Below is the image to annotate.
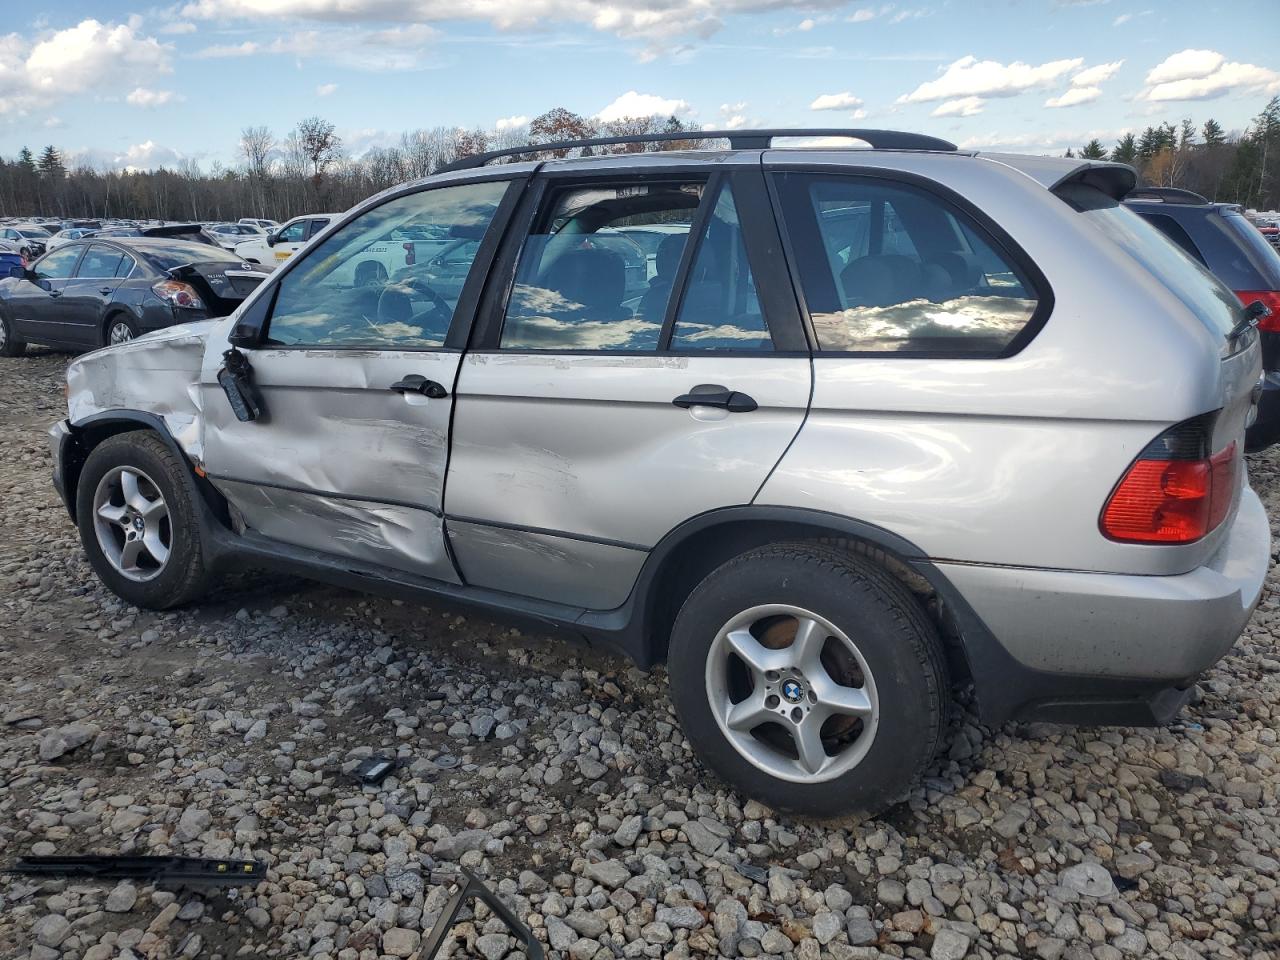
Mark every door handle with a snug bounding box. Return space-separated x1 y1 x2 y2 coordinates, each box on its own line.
99 287 113 295
390 375 448 398
47 290 61 299
672 384 757 413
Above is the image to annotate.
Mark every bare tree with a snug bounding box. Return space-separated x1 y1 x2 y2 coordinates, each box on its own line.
296 116 343 184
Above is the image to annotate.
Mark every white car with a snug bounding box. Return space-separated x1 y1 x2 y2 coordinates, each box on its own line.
46 227 98 251
207 222 265 251
239 217 279 232
233 214 337 266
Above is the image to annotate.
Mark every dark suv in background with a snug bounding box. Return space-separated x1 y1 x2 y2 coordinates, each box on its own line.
1124 187 1280 450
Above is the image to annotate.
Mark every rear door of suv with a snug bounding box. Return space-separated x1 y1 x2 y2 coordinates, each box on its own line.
444 158 812 609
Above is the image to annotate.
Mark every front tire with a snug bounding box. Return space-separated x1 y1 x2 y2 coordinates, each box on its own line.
0 312 27 357
667 542 949 817
75 432 210 609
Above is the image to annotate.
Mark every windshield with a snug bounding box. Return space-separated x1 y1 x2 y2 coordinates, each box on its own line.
1060 183 1240 340
19 228 51 238
140 242 246 272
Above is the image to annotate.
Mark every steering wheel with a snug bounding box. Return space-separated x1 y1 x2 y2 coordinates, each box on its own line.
375 278 453 331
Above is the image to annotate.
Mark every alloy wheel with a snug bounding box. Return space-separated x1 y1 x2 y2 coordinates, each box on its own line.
92 466 171 582
108 321 135 345
705 603 879 783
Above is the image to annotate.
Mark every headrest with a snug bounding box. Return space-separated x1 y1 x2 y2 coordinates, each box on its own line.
544 247 625 313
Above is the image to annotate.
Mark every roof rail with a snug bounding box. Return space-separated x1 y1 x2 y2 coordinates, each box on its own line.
436 128 957 174
1124 186 1210 205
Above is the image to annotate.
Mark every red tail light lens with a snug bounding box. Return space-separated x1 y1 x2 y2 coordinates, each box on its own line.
151 280 205 310
1235 290 1280 332
1101 417 1237 544
403 242 416 266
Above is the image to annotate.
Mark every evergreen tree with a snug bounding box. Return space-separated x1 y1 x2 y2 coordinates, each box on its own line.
1111 133 1138 165
1064 147 1075 158
17 147 36 174
1080 139 1107 160
36 146 64 178
1202 119 1226 147
1178 118 1197 150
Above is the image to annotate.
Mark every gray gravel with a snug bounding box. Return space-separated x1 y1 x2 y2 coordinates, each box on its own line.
1 349 1278 960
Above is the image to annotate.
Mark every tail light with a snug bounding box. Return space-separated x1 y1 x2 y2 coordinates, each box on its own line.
1100 415 1237 544
1235 290 1280 332
151 280 205 310
403 242 416 266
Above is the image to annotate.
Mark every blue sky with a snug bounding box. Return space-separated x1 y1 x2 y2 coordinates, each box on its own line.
2 0 1278 171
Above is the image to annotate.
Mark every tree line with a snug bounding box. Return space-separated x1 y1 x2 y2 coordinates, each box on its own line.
0 99 1277 223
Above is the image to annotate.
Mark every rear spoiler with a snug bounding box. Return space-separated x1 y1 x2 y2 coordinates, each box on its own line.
1049 161 1137 202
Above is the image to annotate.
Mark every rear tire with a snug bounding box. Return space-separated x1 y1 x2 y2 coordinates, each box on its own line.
667 542 949 817
76 432 210 609
0 312 27 357
103 314 139 348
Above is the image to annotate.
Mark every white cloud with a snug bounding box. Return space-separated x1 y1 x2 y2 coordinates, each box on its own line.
1141 49 1280 102
159 20 198 34
1072 60 1122 86
197 24 437 70
0 18 173 120
719 102 749 129
180 0 856 56
495 114 529 131
848 8 877 21
899 55 1084 104
1113 13 1131 25
1046 86 1101 108
957 127 1130 152
596 91 690 121
196 40 258 57
115 140 188 171
316 82 338 96
126 86 180 107
810 91 864 111
1146 49 1223 85
931 96 985 117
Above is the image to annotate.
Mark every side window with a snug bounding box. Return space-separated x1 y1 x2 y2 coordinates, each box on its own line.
671 181 771 350
76 245 125 279
115 254 136 278
307 218 330 239
778 174 1040 355
1135 212 1206 265
276 221 306 243
499 180 702 351
266 179 509 348
34 246 81 281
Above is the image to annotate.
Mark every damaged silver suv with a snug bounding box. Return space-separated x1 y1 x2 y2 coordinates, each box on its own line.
51 129 1270 816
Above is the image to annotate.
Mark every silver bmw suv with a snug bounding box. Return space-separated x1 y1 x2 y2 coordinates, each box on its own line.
49 129 1269 816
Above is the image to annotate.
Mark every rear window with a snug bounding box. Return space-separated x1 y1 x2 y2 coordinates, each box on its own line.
140 242 245 272
1061 184 1240 340
1218 210 1280 289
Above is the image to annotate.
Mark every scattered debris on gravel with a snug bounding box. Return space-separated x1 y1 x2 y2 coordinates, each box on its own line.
2 349 1278 960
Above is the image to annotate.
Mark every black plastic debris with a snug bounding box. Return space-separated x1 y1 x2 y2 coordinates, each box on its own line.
7 855 265 887
353 755 401 785
421 867 544 960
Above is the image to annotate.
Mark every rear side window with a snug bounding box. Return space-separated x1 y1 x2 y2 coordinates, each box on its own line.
76 245 125 279
1133 212 1205 265
776 174 1040 355
1218 210 1280 290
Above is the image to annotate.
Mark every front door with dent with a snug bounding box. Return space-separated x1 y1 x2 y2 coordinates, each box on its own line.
200 177 518 580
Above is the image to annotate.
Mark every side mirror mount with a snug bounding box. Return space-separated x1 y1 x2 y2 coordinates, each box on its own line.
227 320 261 349
265 233 277 248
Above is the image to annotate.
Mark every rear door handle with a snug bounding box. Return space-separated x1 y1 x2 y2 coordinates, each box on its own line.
99 287 113 296
47 290 61 299
390 375 448 398
672 384 757 413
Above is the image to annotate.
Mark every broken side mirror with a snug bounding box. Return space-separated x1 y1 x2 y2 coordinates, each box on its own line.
227 320 261 349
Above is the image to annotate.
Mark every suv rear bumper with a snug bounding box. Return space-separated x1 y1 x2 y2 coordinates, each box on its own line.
937 487 1269 725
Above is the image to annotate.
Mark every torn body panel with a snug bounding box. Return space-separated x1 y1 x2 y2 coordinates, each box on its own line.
65 321 213 462
214 478 459 582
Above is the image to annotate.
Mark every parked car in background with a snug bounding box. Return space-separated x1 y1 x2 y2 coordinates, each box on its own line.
0 251 24 280
208 222 266 250
47 227 99 251
1258 219 1280 249
47 130 1267 816
0 225 52 258
239 217 279 232
232 214 336 266
0 237 267 355
1124 187 1280 450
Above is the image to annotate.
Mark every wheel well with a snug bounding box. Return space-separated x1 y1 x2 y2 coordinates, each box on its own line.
641 519 970 681
101 309 134 340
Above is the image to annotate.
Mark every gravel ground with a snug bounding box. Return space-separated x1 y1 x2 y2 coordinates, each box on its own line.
1 348 1278 960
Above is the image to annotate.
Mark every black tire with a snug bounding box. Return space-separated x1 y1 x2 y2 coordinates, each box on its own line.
0 311 27 357
102 314 139 348
76 431 210 609
667 542 949 818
